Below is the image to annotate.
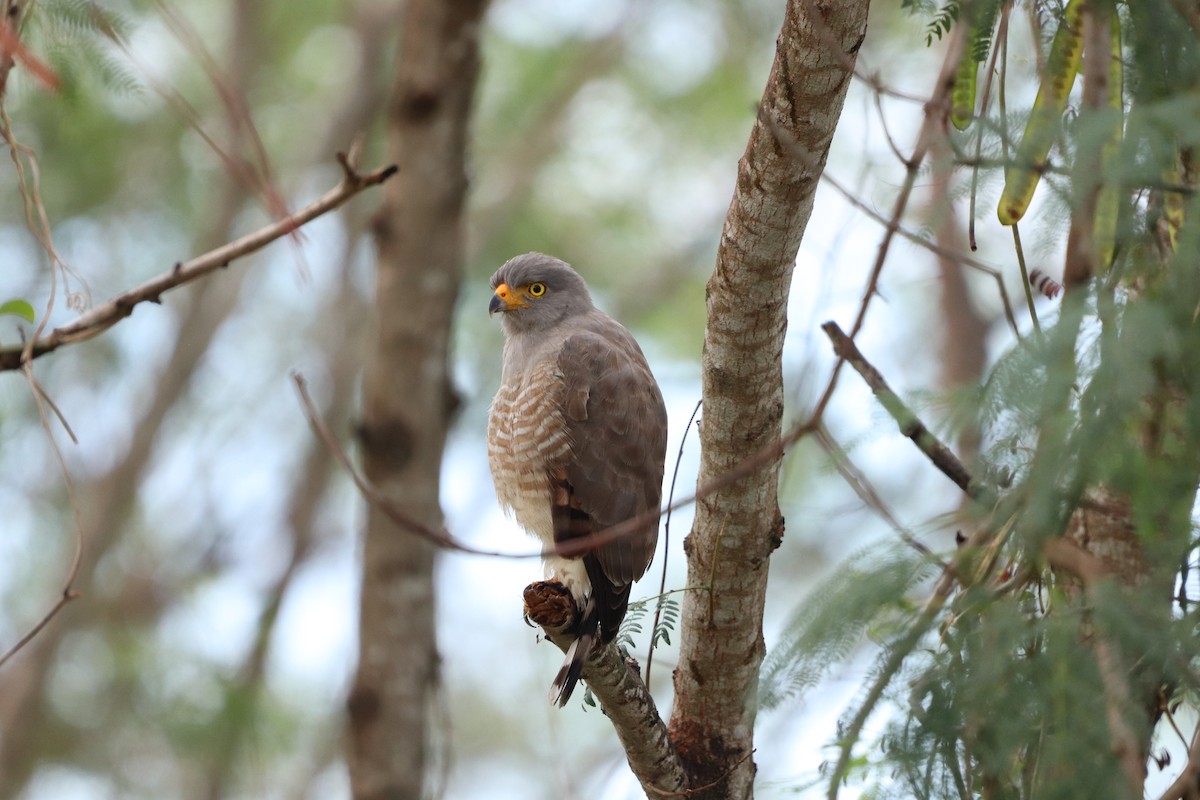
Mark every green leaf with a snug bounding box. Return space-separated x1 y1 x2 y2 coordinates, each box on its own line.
0 299 35 323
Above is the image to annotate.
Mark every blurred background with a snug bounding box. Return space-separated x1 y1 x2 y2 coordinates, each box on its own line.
0 0 1055 797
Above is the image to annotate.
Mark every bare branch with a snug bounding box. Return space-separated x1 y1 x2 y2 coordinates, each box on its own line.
847 21 966 340
293 373 532 559
0 367 87 671
821 321 984 501
810 159 1020 337
0 585 77 671
0 158 397 371
644 398 702 691
813 423 940 561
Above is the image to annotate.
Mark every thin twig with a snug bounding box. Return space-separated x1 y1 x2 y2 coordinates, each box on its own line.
821 321 985 502
0 365 86 670
0 585 77 670
873 89 909 167
814 162 1020 337
848 21 967 341
969 2 1012 251
645 398 702 690
293 373 535 559
0 157 397 371
814 423 940 561
1012 224 1041 331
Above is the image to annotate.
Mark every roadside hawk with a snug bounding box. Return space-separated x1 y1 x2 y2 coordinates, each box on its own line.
486 253 668 707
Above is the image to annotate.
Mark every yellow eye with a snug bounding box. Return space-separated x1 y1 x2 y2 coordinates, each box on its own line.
528 282 546 297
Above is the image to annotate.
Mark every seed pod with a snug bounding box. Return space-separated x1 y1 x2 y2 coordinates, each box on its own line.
951 52 979 131
1093 15 1123 270
998 0 1085 225
952 0 1003 131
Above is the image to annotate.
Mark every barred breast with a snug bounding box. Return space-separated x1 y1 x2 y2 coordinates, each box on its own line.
487 357 573 547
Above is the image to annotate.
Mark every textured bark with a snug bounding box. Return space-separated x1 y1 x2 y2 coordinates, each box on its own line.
348 1 488 798
524 581 689 795
668 1 869 797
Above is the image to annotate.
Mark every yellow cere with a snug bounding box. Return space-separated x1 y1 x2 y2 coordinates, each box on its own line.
494 282 527 309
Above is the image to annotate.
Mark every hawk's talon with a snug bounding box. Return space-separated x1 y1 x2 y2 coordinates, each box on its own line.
523 580 578 636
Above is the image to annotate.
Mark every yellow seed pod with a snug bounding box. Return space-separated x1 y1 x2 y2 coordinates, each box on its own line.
1093 14 1124 269
998 0 1085 225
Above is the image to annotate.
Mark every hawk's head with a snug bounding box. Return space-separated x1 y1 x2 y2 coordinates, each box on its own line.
489 253 595 334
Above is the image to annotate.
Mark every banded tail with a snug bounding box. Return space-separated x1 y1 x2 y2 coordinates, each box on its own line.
549 596 600 707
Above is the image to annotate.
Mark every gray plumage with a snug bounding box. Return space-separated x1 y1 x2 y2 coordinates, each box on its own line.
486 252 668 707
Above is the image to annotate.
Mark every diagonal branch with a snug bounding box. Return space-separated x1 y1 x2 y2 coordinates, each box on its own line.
293 372 533 559
524 582 688 795
0 155 396 371
821 320 986 502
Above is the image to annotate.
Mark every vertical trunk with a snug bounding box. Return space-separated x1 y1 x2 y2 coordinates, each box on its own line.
348 1 488 798
668 1 869 797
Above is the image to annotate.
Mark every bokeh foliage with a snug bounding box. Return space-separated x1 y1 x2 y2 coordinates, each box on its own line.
764 2 1200 798
1 1 792 798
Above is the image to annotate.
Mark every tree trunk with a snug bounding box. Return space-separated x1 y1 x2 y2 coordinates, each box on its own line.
669 1 870 797
348 1 488 797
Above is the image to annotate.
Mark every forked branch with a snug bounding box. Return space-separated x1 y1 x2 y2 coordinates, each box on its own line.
0 155 397 371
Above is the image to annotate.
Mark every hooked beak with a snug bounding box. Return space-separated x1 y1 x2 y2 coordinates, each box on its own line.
489 283 523 316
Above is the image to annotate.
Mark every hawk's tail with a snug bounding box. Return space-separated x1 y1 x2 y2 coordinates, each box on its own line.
549 596 600 707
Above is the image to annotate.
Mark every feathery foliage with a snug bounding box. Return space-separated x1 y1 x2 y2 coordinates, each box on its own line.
763 2 1200 796
619 591 684 652
759 545 937 711
22 0 140 100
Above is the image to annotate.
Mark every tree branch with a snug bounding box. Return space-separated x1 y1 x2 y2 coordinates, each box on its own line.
293 372 541 559
821 320 985 501
524 582 689 796
0 155 397 371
